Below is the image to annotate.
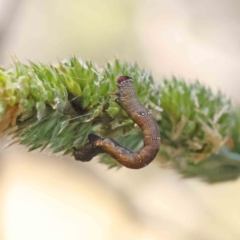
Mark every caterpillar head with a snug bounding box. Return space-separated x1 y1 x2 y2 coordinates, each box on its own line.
115 76 136 104
117 76 132 84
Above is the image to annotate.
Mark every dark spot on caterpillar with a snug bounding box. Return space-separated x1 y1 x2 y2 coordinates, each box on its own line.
88 133 101 142
137 111 146 117
73 76 160 169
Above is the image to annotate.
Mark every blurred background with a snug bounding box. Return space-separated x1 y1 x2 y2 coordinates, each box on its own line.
1 0 240 239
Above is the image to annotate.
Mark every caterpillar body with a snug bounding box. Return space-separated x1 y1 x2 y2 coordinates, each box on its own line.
73 76 160 169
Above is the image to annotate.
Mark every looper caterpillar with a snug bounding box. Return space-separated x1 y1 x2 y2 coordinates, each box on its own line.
73 76 160 169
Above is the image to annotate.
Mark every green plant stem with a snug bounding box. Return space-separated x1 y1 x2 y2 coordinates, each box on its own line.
0 57 239 182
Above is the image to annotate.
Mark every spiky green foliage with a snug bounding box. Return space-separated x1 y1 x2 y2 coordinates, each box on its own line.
0 57 239 182
178 109 240 182
159 78 232 162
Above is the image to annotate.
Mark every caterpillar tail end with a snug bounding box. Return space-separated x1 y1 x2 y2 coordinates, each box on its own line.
73 134 104 162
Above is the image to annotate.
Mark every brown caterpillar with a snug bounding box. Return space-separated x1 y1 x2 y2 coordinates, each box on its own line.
73 76 160 169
